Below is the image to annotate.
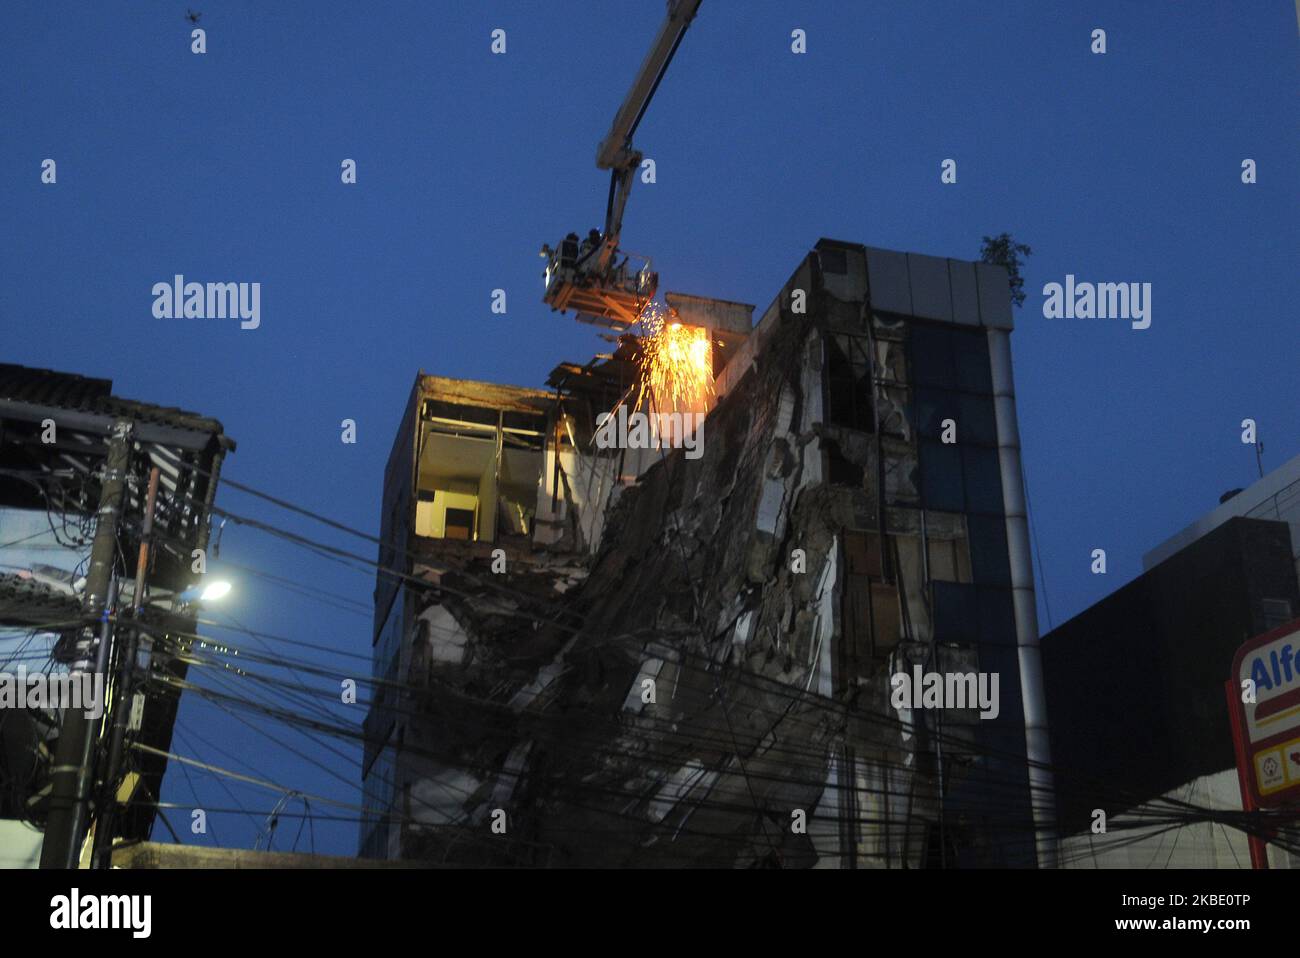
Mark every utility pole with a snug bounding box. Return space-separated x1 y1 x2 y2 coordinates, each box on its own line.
40 418 133 869
90 465 160 869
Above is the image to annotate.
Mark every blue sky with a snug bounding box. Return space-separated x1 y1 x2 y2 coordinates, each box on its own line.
3 1 1297 855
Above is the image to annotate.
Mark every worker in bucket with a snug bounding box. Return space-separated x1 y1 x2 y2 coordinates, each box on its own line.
560 232 579 272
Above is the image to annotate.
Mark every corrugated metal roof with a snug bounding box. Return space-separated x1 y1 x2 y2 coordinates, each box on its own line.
0 364 231 447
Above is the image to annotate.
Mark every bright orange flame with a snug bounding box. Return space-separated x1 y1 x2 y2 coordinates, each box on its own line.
635 305 714 414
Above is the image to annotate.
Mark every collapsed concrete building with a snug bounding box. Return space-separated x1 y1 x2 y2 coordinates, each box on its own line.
361 239 1049 867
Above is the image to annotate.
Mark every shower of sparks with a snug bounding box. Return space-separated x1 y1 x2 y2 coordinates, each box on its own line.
633 303 717 414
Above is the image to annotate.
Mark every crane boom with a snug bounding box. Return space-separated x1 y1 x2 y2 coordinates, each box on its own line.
540 0 703 329
598 0 702 172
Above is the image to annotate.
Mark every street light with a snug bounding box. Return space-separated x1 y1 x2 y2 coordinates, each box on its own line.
177 579 233 604
199 580 232 602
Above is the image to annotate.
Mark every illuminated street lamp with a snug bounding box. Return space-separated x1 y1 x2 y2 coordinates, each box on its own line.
199 580 232 602
177 579 233 604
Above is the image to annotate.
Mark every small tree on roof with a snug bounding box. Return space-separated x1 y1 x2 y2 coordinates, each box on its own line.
980 233 1032 309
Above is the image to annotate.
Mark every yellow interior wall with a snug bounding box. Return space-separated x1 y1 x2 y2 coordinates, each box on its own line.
415 487 480 539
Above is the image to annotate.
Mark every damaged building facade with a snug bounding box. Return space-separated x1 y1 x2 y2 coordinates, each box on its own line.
361 240 1050 867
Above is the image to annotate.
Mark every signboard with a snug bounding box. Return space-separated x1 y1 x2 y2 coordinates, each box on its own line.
1229 616 1300 807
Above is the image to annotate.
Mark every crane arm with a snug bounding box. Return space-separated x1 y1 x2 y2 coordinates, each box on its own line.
593 0 701 273
596 0 703 173
540 0 702 328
